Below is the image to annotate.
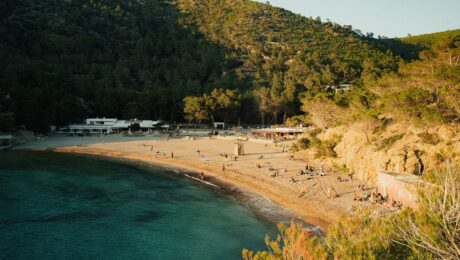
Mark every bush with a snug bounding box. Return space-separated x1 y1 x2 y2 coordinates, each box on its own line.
289 138 311 152
243 163 460 259
285 115 311 127
375 133 404 151
313 134 341 158
417 132 441 145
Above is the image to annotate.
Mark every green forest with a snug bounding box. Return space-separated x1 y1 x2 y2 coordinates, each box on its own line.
0 0 459 132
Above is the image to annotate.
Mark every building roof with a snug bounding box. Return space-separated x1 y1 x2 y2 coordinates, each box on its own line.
112 120 161 128
378 171 422 184
251 127 307 134
0 134 13 139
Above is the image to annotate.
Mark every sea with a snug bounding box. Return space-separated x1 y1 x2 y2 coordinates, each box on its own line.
0 151 276 259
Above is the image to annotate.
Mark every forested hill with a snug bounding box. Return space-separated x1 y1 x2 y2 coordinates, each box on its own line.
401 29 460 49
174 0 397 88
0 0 396 132
0 0 242 131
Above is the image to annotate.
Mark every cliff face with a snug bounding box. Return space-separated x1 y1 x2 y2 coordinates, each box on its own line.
296 122 460 184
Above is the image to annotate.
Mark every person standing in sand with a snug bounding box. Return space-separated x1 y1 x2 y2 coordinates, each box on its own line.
222 164 225 172
200 172 205 180
171 152 174 158
348 170 355 183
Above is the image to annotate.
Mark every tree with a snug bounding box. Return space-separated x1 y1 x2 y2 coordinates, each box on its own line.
203 88 240 126
242 221 327 260
183 96 208 124
129 123 141 133
301 95 346 130
183 88 241 126
392 163 460 259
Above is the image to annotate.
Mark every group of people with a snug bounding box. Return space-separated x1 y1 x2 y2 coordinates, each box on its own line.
353 190 403 209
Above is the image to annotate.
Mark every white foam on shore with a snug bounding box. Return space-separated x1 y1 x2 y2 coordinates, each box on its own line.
175 170 220 189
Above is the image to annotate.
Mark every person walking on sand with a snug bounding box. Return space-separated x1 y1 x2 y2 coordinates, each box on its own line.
171 152 174 158
348 170 355 183
197 150 200 156
200 172 205 180
222 164 225 172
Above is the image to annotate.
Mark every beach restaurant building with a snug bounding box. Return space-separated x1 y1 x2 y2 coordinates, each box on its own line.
250 127 308 141
56 118 161 135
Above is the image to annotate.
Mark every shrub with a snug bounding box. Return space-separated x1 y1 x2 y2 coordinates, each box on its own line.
289 138 310 152
243 163 460 259
242 221 328 260
417 132 441 145
375 133 404 151
285 115 311 127
314 134 342 158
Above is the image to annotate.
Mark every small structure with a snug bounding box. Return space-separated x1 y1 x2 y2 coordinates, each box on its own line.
251 127 307 141
377 171 421 209
0 134 13 150
234 139 245 156
214 122 225 129
324 84 351 93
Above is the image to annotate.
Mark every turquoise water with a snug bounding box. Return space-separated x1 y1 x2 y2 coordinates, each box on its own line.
0 151 275 259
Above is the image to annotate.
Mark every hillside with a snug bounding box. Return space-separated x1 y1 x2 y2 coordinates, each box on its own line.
174 0 396 87
294 29 460 182
376 29 460 60
401 29 460 49
0 0 395 131
0 0 243 131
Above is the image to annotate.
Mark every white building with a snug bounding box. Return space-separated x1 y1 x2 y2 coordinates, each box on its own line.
324 84 351 93
57 118 161 135
0 134 13 150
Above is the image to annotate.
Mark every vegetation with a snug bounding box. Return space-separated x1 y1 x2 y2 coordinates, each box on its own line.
183 88 240 125
313 134 341 158
243 163 460 259
0 0 244 131
1 0 401 132
289 138 310 153
417 132 442 145
375 134 405 151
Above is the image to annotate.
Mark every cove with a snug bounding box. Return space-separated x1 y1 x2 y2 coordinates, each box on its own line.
0 151 276 259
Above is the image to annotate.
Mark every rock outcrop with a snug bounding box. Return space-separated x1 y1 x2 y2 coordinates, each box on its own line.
295 122 460 184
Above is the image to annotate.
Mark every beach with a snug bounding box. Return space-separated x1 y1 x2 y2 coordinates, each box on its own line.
17 135 386 230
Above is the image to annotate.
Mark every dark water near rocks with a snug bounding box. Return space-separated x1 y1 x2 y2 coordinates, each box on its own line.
0 151 275 259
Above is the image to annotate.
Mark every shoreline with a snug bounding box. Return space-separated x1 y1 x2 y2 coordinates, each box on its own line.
15 136 382 232
48 149 321 233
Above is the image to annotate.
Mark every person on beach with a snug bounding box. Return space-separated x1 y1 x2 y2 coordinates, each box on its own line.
222 164 225 172
348 170 355 183
171 152 174 158
197 150 200 156
200 172 205 180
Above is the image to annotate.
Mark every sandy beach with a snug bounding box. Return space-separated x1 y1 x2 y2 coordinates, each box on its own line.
17 135 387 230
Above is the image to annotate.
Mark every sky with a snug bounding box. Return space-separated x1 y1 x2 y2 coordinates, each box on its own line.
254 0 460 38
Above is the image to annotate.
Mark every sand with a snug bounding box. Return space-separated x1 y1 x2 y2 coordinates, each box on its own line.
17 135 386 230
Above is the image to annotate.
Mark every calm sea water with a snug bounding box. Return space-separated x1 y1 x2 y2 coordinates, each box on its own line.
0 151 275 259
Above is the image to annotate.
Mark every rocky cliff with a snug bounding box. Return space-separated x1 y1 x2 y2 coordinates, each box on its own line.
295 121 460 184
